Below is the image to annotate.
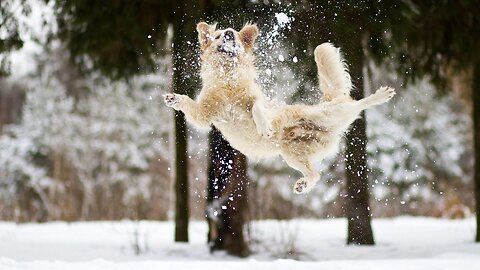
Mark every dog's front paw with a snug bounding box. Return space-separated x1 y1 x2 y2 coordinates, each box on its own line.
374 86 396 103
255 120 274 139
259 124 274 139
293 178 313 194
163 93 182 109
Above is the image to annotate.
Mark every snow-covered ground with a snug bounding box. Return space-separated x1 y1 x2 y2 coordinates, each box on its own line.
0 217 479 269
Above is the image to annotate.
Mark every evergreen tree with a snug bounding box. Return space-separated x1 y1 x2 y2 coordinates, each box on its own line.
0 0 31 75
47 0 260 247
283 0 412 245
48 0 203 242
388 0 480 241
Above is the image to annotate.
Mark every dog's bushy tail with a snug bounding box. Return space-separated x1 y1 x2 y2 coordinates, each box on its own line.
314 43 352 101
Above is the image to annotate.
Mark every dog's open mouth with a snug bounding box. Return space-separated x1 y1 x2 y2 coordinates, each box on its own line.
217 42 244 57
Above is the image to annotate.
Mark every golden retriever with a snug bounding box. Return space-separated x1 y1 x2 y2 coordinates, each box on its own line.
164 22 395 194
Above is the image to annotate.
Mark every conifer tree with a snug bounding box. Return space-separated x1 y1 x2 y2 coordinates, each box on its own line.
285 0 412 245
388 0 480 241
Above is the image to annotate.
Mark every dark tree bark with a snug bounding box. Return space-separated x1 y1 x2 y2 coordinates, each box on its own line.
174 111 189 242
172 2 197 242
344 46 375 245
474 63 480 242
207 127 249 257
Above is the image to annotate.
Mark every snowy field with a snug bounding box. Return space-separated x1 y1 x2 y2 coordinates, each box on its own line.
0 217 479 269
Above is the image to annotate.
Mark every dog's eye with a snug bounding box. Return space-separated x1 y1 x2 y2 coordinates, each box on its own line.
215 34 221 40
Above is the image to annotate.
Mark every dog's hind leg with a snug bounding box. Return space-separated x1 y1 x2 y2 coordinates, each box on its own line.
357 86 395 110
282 154 320 194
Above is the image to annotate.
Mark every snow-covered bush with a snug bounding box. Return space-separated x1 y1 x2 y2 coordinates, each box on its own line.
0 46 172 221
68 82 170 219
367 78 471 216
0 75 74 221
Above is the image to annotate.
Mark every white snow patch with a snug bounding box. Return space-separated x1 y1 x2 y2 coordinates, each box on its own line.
1 258 479 270
275 12 291 27
9 0 55 80
0 217 478 270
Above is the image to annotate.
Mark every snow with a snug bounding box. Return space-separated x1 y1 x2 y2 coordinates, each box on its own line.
275 12 291 27
1 3 477 269
9 0 54 79
0 217 479 269
1 259 478 270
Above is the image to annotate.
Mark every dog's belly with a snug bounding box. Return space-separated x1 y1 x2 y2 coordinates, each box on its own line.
214 118 280 159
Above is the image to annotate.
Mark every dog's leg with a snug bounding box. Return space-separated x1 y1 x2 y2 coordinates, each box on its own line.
164 93 213 128
252 101 273 138
283 155 320 194
357 86 395 110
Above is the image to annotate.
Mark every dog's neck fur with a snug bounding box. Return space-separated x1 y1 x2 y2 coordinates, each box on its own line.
200 53 257 89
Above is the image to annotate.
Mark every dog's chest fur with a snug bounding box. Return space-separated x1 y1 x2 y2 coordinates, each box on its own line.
205 83 279 157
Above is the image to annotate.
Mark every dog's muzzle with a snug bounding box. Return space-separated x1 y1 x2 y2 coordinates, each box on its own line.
217 45 238 57
224 30 234 41
217 30 243 57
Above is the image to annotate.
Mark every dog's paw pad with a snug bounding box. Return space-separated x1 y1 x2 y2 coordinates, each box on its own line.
262 126 274 139
375 86 396 102
293 180 309 194
257 123 274 139
379 86 396 98
163 93 179 107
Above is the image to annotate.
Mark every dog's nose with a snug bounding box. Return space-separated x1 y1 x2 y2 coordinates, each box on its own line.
224 30 234 41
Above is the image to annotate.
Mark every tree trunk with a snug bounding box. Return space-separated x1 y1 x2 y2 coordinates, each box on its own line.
172 3 193 242
344 48 375 245
207 127 249 257
474 63 480 242
173 110 189 242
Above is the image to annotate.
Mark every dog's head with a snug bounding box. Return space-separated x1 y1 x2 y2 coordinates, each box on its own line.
196 22 259 61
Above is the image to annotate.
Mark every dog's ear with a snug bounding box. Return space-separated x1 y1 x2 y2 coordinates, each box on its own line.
197 22 215 50
239 24 259 51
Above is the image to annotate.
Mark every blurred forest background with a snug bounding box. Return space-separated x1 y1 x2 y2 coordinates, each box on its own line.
0 0 478 257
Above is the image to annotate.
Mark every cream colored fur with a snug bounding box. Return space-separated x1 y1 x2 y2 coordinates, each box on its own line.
164 22 395 194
